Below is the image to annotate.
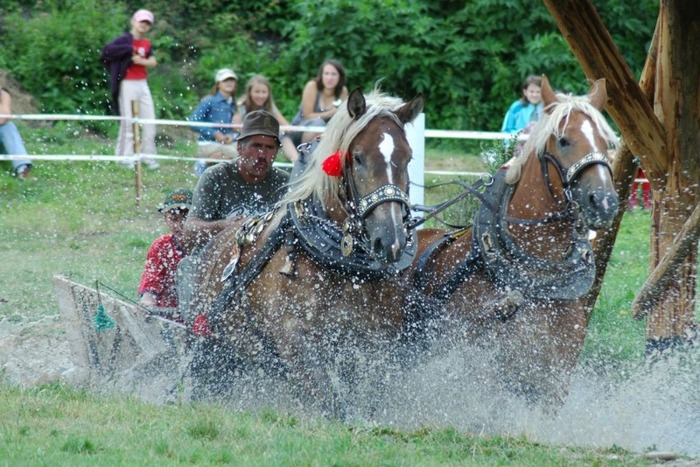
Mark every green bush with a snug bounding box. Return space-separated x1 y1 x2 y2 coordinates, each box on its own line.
0 0 657 134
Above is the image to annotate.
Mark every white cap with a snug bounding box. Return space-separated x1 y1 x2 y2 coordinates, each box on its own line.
133 9 154 24
215 68 238 83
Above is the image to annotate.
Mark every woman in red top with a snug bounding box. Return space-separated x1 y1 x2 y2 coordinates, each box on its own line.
102 9 159 169
138 188 192 312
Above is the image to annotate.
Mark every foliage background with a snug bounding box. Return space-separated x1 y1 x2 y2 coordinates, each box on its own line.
0 0 657 140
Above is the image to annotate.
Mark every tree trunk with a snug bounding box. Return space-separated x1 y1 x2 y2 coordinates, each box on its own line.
543 0 699 348
645 0 700 350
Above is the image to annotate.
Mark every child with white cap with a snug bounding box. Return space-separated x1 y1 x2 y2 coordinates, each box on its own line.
187 68 240 175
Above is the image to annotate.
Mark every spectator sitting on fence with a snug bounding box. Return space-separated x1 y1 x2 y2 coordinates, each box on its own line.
188 68 240 176
501 74 543 135
0 86 34 180
137 188 193 317
236 74 299 162
289 59 349 148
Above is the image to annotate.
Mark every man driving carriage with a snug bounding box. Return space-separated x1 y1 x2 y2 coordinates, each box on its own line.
177 110 290 325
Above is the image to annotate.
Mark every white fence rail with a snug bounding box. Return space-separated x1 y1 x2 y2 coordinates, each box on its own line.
0 112 521 205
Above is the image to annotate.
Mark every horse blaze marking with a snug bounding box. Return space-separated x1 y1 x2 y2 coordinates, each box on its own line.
580 120 599 152
379 132 395 183
580 119 609 181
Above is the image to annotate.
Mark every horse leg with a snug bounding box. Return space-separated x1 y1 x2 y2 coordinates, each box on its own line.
490 300 589 409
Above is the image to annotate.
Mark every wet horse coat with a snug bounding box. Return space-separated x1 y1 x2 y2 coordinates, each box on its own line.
188 89 424 415
413 76 619 406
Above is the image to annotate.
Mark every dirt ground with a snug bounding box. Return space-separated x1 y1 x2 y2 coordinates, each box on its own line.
0 69 39 115
0 317 78 387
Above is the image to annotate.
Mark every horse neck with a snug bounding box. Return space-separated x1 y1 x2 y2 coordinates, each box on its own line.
322 192 349 225
506 152 578 261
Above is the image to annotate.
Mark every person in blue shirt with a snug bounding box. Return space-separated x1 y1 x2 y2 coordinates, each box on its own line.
188 68 239 175
0 86 33 180
501 74 543 134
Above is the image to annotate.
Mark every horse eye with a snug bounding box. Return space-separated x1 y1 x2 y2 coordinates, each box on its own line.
353 153 363 166
558 137 570 148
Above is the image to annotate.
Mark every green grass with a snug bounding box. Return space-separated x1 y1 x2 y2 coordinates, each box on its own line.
0 383 655 465
0 126 686 464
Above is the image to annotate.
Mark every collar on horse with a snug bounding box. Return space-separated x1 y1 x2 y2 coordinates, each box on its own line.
285 145 416 278
415 149 611 306
472 168 596 301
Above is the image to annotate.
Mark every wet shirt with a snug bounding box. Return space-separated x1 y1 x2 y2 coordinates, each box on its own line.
190 162 289 221
138 233 185 308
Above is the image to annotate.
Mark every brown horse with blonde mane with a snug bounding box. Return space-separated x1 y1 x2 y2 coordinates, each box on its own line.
413 76 619 407
188 88 424 416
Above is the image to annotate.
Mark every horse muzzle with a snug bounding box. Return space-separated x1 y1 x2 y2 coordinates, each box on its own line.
579 186 619 229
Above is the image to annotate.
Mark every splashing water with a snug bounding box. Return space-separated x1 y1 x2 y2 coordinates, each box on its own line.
375 342 700 456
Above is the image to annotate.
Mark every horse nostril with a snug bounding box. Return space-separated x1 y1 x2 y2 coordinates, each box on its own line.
372 235 403 263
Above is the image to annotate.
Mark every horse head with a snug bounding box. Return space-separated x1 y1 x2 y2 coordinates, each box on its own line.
284 88 424 268
541 75 619 228
512 75 619 230
342 88 424 264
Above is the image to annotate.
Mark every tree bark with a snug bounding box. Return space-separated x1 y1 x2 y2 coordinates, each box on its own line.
543 0 699 346
584 16 659 312
644 0 700 347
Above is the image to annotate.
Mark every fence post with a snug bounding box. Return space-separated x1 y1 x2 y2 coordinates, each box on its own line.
131 100 143 207
406 112 426 209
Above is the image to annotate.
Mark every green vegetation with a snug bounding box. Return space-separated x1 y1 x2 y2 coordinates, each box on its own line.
0 383 657 465
0 0 657 140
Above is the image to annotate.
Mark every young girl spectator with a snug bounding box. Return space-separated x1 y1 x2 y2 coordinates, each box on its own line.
290 59 349 148
188 68 239 175
101 9 160 169
501 74 543 134
237 74 299 161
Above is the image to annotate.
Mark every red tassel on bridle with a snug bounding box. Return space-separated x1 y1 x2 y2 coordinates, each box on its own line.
322 150 344 177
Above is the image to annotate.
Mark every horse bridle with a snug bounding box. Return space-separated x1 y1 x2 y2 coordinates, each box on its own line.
340 154 414 258
540 150 612 204
502 149 612 227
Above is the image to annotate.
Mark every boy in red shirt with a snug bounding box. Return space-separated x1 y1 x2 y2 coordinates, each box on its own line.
138 188 192 313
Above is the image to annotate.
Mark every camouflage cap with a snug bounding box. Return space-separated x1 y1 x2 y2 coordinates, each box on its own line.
157 188 193 212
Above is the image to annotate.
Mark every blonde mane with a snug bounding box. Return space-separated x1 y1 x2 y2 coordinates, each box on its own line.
505 88 619 184
270 89 407 227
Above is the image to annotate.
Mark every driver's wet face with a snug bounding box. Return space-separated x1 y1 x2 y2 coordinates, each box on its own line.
237 135 279 183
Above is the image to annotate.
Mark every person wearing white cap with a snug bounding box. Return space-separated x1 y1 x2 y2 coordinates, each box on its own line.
187 68 240 176
101 9 159 169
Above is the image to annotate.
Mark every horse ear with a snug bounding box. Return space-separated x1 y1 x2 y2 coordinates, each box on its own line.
347 87 366 120
588 78 607 110
541 74 557 109
396 93 425 125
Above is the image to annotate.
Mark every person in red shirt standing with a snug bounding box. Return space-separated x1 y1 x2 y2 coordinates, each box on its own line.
102 9 159 169
138 188 193 314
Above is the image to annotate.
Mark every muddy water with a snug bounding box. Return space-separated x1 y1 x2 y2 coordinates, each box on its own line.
377 344 700 457
2 319 698 457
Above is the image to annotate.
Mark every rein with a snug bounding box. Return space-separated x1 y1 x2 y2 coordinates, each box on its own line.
410 176 496 229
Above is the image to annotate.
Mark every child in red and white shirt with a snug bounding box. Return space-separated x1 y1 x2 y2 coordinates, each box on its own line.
138 188 192 313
